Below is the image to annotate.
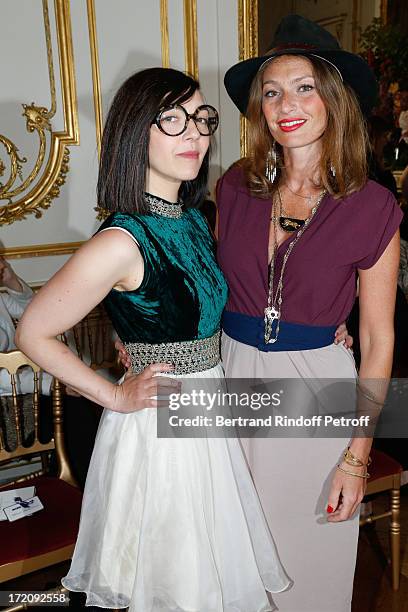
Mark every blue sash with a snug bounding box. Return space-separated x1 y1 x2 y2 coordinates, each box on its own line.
221 310 337 352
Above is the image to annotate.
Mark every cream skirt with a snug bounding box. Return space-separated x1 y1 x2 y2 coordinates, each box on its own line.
222 336 360 612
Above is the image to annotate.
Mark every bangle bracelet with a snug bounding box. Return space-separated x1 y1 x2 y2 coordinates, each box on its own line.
343 447 372 468
356 383 383 406
337 464 370 479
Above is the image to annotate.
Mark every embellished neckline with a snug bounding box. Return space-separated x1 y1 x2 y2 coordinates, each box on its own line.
145 192 183 219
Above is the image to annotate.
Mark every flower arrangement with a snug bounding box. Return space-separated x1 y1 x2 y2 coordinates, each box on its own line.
359 17 408 122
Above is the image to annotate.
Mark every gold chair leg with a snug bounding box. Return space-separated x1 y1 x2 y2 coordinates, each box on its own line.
390 487 401 590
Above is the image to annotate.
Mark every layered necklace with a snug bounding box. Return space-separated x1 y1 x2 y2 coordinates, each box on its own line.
275 183 325 233
145 193 183 218
265 187 326 344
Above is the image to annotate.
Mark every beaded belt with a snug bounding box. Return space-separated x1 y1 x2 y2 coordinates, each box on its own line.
124 331 221 375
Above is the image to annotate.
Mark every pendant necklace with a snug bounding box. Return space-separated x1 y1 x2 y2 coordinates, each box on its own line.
277 183 324 233
264 189 326 344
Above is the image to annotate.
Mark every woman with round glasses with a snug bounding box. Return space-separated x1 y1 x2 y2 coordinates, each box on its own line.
154 103 219 137
16 67 291 611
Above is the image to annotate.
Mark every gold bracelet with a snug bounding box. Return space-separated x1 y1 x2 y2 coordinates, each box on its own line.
343 447 372 468
337 464 370 479
356 382 383 406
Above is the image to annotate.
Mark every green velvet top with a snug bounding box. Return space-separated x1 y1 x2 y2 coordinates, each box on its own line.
97 208 228 344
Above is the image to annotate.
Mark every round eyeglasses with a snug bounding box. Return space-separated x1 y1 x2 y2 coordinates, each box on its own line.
154 104 219 137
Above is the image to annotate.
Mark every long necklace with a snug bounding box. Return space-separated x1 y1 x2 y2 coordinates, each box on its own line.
145 193 183 218
264 189 326 344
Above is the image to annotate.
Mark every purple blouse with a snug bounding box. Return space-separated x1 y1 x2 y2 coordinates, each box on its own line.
217 166 403 326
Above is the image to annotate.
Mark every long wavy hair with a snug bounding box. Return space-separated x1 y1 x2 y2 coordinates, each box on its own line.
97 68 211 214
241 55 369 200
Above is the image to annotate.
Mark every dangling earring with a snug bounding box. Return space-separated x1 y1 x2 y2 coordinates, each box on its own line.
330 163 336 178
265 142 277 183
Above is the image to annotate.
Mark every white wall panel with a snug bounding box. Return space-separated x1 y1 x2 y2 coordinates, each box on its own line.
196 0 240 188
168 0 186 71
1 0 378 283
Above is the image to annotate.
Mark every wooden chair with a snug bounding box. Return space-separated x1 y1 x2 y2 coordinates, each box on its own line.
0 350 82 584
359 448 403 590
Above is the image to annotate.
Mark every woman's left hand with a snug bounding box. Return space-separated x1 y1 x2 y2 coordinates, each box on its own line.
326 462 367 521
334 322 353 349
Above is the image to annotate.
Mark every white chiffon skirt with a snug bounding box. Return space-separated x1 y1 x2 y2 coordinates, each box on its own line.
62 363 291 611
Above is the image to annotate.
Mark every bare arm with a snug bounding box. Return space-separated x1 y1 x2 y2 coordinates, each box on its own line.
350 229 399 450
327 230 400 521
15 230 174 412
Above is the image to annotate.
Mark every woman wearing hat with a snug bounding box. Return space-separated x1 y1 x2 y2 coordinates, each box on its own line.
219 15 402 611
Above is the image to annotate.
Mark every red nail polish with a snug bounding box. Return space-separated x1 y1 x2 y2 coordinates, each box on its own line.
326 505 334 513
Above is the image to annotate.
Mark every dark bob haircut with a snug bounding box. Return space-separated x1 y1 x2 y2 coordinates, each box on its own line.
97 67 210 215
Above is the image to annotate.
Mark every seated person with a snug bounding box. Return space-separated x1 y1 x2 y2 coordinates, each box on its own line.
367 115 398 197
398 188 408 295
0 257 52 395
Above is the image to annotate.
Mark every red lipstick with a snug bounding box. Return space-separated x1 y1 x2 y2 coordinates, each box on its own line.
278 118 306 132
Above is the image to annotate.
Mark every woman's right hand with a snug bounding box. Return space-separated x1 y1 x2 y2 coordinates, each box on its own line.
115 338 132 369
111 363 180 413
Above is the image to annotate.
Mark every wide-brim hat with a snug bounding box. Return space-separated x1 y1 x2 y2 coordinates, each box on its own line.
224 14 378 117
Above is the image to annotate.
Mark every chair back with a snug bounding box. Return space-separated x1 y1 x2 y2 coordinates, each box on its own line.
0 350 75 488
61 303 117 371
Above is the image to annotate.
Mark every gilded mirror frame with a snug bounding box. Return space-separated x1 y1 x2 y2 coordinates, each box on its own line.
0 0 79 226
238 0 258 158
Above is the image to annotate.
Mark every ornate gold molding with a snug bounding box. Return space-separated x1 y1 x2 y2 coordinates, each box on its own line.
44 0 57 119
183 0 198 80
238 0 258 158
0 241 83 260
160 0 170 68
86 0 103 157
86 0 107 221
0 0 79 225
